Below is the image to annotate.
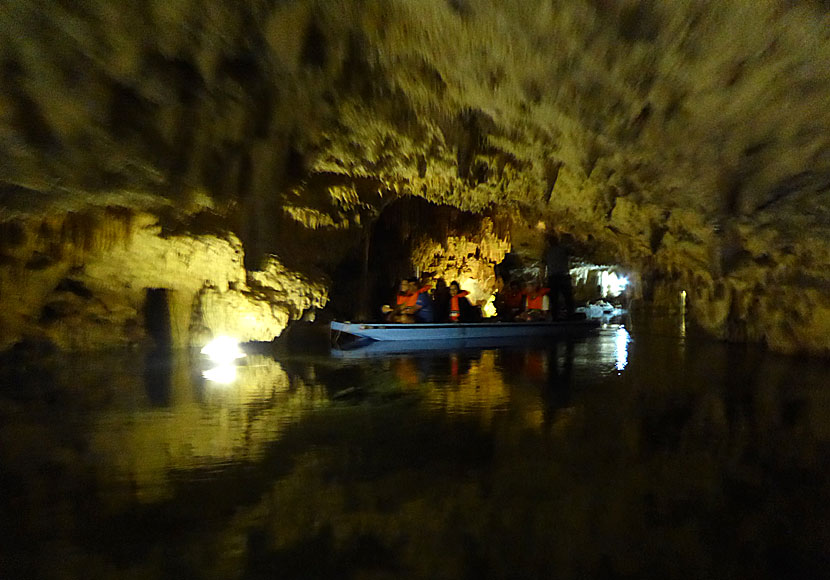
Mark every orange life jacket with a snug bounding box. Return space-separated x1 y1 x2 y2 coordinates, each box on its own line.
396 291 418 308
396 285 430 309
449 290 469 321
525 288 550 310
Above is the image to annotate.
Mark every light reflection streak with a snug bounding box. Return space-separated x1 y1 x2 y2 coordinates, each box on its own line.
202 364 238 385
615 327 630 371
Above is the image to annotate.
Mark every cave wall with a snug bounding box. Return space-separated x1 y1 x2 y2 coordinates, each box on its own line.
0 208 326 350
411 217 511 304
1 1 829 353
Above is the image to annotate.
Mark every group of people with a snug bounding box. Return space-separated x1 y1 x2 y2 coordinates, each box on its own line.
382 278 481 323
494 232 575 321
382 273 574 324
493 277 573 322
382 233 576 324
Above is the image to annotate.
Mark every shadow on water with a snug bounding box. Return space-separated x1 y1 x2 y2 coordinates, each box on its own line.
143 349 173 406
542 339 574 428
1 329 830 579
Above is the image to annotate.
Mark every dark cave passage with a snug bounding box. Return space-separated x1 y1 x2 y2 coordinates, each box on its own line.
143 288 173 349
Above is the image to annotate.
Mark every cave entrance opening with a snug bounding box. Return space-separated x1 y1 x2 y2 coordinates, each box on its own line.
143 288 172 349
329 197 506 322
569 263 630 304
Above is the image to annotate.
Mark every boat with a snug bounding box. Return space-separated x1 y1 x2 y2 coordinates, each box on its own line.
576 302 626 322
330 319 600 343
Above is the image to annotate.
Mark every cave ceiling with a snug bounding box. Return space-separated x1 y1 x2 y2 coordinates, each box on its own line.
1 0 829 353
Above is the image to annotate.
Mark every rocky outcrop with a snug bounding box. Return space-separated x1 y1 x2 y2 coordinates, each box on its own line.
411 217 511 304
0 208 326 350
1 1 829 353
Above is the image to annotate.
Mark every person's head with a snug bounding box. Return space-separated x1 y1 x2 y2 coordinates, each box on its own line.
435 278 447 290
449 281 460 296
526 280 540 293
407 276 419 291
399 279 410 293
547 230 573 246
509 280 521 292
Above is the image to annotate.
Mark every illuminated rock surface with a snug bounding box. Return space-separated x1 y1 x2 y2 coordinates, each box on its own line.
1 1 829 353
0 209 326 349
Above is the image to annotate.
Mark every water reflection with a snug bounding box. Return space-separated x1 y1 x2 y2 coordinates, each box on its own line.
202 363 238 385
615 326 631 371
1 335 829 579
143 347 172 405
542 340 574 430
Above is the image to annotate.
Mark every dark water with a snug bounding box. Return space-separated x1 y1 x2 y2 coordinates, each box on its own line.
1 319 829 579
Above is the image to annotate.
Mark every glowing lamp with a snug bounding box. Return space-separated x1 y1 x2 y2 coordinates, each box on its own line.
201 336 246 365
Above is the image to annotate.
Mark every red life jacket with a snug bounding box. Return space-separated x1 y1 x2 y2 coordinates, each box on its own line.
503 289 524 308
524 351 545 380
525 288 549 310
449 290 469 321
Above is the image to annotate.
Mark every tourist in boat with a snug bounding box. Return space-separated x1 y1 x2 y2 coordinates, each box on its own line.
518 281 550 321
431 277 451 322
381 279 418 322
495 279 525 321
382 277 432 323
545 232 575 320
448 281 479 322
412 277 434 323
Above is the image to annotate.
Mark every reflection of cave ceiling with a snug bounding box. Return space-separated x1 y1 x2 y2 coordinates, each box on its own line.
1 1 829 353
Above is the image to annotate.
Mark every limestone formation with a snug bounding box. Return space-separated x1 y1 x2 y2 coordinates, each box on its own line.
0 208 326 349
411 217 511 304
1 1 828 353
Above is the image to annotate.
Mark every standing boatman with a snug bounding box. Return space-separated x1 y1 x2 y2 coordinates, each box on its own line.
545 232 575 320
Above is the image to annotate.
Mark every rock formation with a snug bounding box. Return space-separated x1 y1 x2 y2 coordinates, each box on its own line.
1 1 828 353
0 208 326 350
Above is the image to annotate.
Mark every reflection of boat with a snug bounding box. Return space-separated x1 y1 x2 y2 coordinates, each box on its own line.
331 336 551 358
330 319 600 343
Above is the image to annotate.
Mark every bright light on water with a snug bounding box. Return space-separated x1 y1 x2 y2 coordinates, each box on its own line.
615 327 631 371
202 364 237 385
200 336 246 365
